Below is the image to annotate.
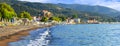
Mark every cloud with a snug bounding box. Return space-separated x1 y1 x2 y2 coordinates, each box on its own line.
98 1 120 10
96 0 120 11
19 0 120 11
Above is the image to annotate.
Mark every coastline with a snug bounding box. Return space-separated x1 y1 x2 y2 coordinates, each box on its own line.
0 24 52 46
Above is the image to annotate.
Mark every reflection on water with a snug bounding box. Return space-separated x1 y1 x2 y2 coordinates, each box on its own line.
9 24 120 46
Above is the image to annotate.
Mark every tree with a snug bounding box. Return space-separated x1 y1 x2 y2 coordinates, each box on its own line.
0 3 17 21
50 16 61 22
72 14 78 18
58 16 66 21
41 17 49 22
19 11 32 20
0 12 2 21
0 12 2 17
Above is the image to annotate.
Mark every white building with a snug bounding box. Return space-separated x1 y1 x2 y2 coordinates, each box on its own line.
74 18 81 24
87 19 98 24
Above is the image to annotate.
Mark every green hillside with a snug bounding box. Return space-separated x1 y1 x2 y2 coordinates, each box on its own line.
0 0 117 22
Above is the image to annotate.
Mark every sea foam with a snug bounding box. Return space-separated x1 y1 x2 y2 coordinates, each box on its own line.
9 28 51 46
27 28 51 46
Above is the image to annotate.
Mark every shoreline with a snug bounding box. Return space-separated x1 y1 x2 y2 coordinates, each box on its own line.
0 24 52 46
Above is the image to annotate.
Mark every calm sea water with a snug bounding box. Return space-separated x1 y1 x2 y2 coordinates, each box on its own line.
9 24 120 46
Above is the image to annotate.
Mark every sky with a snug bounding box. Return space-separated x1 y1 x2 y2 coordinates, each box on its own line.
20 0 120 11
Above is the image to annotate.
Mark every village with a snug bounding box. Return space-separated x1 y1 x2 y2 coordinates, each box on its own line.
0 10 99 27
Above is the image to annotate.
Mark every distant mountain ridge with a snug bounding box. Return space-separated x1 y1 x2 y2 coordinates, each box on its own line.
57 4 120 17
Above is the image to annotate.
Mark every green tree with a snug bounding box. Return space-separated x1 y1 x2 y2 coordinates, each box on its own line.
58 16 66 21
72 14 78 18
19 11 32 20
0 3 17 21
41 17 49 22
0 12 2 17
0 12 2 21
50 16 61 22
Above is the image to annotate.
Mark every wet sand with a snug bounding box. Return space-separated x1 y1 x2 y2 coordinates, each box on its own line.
0 25 51 46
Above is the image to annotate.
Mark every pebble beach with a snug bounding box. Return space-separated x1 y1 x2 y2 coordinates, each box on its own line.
0 24 51 46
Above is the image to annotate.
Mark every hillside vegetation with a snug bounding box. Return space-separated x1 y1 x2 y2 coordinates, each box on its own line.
0 0 118 22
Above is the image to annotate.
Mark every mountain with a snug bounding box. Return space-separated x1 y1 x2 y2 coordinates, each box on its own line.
57 4 120 17
0 0 117 22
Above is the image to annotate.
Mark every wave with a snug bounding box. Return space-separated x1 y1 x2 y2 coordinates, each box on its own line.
27 28 51 46
9 28 51 46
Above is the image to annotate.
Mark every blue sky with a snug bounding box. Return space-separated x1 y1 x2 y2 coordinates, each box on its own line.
20 0 120 11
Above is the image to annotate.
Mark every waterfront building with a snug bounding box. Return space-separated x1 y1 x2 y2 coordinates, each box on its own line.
66 18 75 24
87 19 98 24
33 16 37 22
74 18 81 24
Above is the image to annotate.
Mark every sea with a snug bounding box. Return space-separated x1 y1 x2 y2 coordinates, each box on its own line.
9 24 120 46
